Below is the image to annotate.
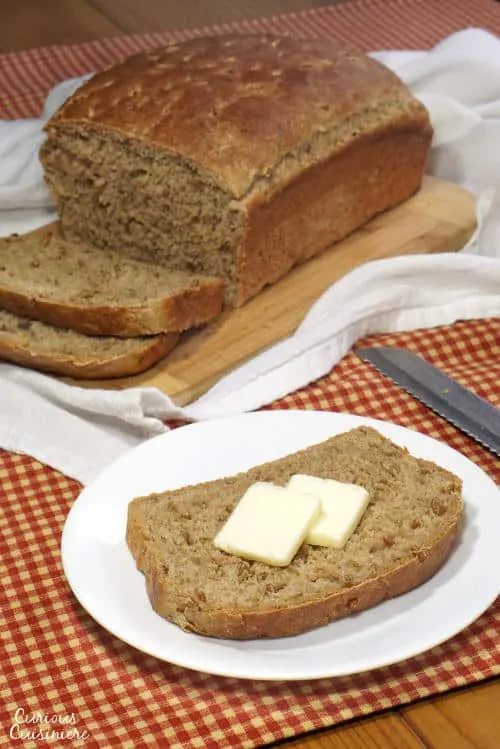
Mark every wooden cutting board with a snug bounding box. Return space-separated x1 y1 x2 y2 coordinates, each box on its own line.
70 176 476 405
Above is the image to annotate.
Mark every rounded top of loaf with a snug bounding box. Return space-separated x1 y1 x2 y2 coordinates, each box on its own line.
45 34 430 198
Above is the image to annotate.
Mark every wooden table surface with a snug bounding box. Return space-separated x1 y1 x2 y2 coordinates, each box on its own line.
3 2 498 748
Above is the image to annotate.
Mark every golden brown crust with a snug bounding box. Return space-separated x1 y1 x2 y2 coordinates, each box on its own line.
147 516 460 639
0 331 178 379
236 122 431 305
0 279 224 337
44 35 430 199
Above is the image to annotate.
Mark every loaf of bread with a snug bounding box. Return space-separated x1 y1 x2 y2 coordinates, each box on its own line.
126 426 463 639
0 308 177 378
41 35 432 307
0 224 224 336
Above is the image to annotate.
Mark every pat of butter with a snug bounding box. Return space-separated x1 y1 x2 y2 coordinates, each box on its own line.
214 482 320 567
287 475 369 548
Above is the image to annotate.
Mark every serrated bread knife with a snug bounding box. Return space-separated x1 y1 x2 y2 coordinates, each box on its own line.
355 347 500 457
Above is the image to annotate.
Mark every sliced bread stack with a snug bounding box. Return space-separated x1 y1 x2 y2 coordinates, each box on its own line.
0 224 225 378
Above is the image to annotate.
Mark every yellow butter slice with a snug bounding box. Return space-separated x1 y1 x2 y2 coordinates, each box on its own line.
214 481 320 566
287 474 369 548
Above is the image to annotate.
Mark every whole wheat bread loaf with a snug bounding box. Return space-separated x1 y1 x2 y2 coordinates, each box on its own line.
41 35 432 306
0 309 177 378
0 225 224 336
126 426 463 639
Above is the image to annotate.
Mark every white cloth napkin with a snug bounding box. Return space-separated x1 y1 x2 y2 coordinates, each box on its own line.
1 28 500 485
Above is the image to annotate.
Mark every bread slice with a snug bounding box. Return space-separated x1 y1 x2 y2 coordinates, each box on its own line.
0 224 224 336
127 426 463 639
0 308 178 379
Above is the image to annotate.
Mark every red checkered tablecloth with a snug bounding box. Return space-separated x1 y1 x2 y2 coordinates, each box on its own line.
1 1 500 748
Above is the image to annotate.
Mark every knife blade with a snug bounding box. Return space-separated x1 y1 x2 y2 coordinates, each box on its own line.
355 346 500 457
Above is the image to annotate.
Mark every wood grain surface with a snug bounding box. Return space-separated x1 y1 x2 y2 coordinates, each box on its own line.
3 3 498 748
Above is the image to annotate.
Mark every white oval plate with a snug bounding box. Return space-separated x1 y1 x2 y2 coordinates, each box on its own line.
61 410 500 681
